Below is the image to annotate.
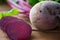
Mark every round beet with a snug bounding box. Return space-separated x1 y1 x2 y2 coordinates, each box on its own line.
30 1 60 31
0 16 32 40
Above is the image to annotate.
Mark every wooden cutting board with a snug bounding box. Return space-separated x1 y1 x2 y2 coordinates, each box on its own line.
0 4 60 40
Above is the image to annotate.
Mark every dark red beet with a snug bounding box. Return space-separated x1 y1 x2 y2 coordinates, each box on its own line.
0 16 19 26
0 16 22 30
0 16 32 40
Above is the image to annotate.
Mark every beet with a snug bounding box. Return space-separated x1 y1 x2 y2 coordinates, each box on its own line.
0 16 20 31
0 16 32 40
30 1 60 31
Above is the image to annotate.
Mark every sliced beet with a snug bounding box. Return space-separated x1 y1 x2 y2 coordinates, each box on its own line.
0 16 21 30
0 16 32 40
0 16 20 25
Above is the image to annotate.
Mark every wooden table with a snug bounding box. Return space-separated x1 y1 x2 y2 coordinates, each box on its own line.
0 4 60 40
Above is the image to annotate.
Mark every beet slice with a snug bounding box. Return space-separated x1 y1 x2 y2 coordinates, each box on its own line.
0 16 32 40
0 16 20 30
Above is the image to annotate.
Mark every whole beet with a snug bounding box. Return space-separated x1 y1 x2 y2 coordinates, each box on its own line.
30 1 60 31
0 16 32 40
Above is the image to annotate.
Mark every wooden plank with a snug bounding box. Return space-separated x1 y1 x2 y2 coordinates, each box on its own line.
0 28 10 40
31 31 60 40
0 4 11 12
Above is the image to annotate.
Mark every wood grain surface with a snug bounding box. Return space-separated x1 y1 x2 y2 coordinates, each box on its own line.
0 4 60 40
